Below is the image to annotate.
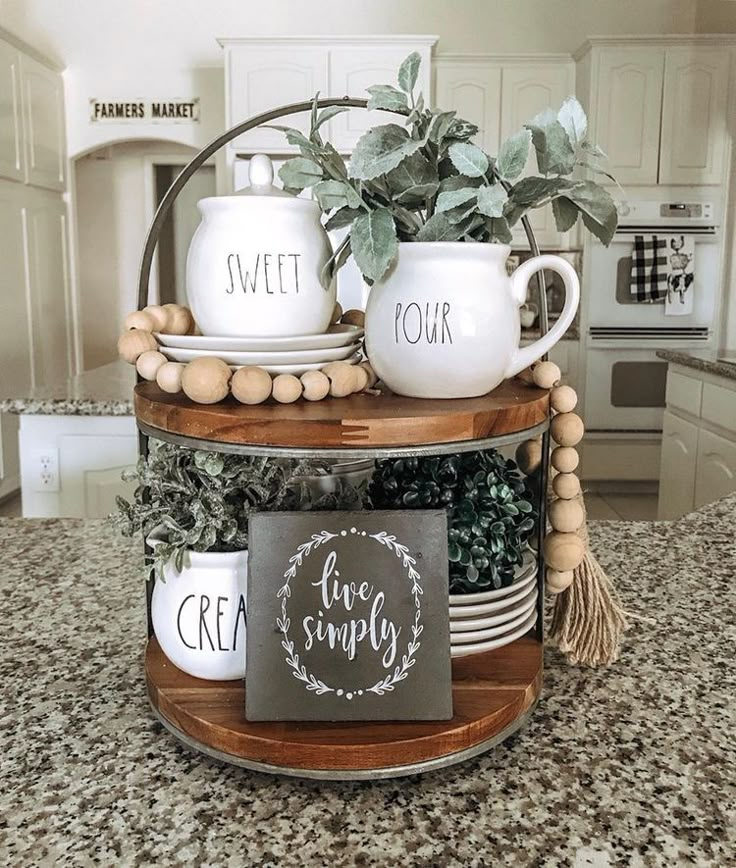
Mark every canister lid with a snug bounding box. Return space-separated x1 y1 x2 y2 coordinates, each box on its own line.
236 154 291 197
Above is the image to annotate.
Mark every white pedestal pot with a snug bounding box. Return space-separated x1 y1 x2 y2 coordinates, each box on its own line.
148 539 248 681
365 243 580 399
186 154 335 338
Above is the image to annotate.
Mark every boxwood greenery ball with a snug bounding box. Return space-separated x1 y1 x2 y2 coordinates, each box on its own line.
368 450 537 594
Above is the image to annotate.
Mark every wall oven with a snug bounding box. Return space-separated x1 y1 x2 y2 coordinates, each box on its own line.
584 193 724 433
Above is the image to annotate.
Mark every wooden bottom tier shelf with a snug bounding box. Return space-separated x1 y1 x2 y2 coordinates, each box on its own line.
145 635 543 780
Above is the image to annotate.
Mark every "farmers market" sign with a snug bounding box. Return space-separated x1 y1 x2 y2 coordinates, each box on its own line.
89 98 200 123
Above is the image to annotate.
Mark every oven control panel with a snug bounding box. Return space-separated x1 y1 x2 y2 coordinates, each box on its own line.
660 202 713 220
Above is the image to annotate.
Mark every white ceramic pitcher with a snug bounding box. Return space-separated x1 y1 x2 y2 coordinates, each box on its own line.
365 243 580 399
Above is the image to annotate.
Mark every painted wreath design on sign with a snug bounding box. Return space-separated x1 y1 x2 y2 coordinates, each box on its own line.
276 528 424 699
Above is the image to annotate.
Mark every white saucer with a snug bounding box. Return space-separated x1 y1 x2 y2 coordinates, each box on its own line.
449 550 537 606
450 587 538 632
224 351 362 377
160 341 361 366
450 610 538 658
450 595 538 643
448 570 537 619
155 324 364 352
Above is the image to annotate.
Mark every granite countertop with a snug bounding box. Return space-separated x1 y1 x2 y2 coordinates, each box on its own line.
1 497 735 866
657 349 736 382
0 361 135 416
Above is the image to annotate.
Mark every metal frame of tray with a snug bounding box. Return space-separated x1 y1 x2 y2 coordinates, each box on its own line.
134 98 552 780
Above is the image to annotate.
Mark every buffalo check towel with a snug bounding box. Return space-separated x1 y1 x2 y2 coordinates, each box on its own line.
630 234 695 315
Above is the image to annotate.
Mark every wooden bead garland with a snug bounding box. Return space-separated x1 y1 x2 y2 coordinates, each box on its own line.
124 310 156 332
272 374 303 404
156 362 185 394
231 366 272 405
551 446 579 473
548 498 584 533
301 370 331 401
117 329 158 364
515 438 542 475
341 309 365 327
532 360 561 390
550 384 577 413
546 569 574 594
552 472 580 500
162 303 194 335
136 350 167 381
181 357 232 404
142 305 169 332
550 412 585 447
543 530 585 572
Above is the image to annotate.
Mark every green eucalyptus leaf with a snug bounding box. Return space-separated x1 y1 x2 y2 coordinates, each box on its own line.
497 129 532 181
278 157 323 190
504 176 575 225
385 152 439 205
567 181 617 245
324 207 363 231
477 184 508 218
581 140 608 159
313 179 362 211
483 217 513 244
350 208 398 282
557 96 588 146
445 118 480 143
448 142 489 178
315 105 349 130
348 123 422 181
266 125 316 153
415 212 464 242
398 51 421 94
525 117 576 176
438 174 484 193
552 196 579 232
366 84 409 113
428 110 457 147
436 187 478 214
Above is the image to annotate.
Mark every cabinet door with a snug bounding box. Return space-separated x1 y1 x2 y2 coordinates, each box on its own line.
434 61 501 154
329 45 432 152
657 410 698 520
20 54 65 190
58 433 138 518
694 428 736 510
500 63 574 246
659 47 730 185
23 189 73 387
594 48 664 185
0 40 24 181
225 46 329 153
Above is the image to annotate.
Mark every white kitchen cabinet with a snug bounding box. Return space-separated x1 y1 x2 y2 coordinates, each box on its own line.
24 187 74 387
434 59 502 154
19 415 137 518
329 44 433 152
20 53 65 190
694 429 736 509
593 47 665 186
658 410 698 520
659 47 730 185
224 45 329 154
500 62 575 247
0 39 24 182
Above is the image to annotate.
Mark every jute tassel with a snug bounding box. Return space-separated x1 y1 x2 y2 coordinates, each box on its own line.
548 492 629 666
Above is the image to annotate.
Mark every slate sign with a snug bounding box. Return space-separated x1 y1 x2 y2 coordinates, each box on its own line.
246 510 453 722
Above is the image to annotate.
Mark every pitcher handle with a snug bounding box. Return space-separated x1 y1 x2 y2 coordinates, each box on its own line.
504 255 580 380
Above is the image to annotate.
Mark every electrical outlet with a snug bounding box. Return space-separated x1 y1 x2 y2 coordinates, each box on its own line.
30 448 60 493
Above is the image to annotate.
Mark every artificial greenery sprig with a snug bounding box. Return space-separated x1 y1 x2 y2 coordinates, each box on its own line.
114 440 363 581
273 52 617 285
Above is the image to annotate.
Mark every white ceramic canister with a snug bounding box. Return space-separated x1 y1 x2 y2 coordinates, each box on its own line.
365 242 579 399
148 536 248 681
186 154 335 338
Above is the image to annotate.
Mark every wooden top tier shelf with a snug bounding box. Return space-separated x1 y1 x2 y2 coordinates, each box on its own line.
134 379 550 457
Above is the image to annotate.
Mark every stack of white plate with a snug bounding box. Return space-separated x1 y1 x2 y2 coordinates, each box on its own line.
155 324 364 376
449 550 539 658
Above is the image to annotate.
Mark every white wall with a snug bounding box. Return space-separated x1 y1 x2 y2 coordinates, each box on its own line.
75 141 197 368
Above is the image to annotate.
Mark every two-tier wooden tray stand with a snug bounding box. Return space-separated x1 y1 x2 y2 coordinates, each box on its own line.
136 98 552 780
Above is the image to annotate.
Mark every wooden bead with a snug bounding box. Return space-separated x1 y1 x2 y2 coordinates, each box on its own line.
181 357 231 404
550 412 584 447
124 310 156 332
162 303 194 336
300 370 330 401
331 302 343 325
272 374 303 404
142 305 169 332
360 361 378 388
550 384 578 414
543 531 585 572
515 439 542 475
551 446 579 473
546 569 574 594
117 329 158 364
352 365 369 393
549 498 584 533
341 308 365 327
136 350 167 381
156 362 185 394
231 367 272 405
552 472 580 500
322 361 358 398
532 360 561 389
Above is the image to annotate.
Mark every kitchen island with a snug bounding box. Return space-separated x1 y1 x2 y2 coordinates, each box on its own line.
1 497 734 866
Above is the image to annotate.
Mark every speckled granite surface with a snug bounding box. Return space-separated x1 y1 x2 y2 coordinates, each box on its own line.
1 498 735 866
0 361 134 415
657 349 736 382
